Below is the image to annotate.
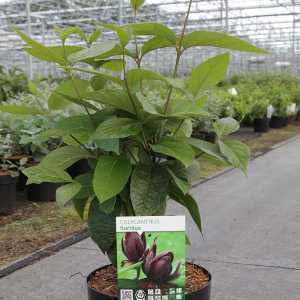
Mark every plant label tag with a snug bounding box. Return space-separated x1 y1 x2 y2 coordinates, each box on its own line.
267 105 274 119
116 216 186 300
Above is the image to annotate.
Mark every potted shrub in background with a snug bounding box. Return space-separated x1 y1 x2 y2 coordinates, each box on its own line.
16 0 266 298
269 89 290 128
250 89 270 133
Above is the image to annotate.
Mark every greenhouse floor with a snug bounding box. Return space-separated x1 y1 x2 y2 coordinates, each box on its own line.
1 137 300 300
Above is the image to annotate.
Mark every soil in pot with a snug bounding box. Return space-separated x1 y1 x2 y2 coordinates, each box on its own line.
253 117 269 133
270 116 287 129
27 182 59 202
0 172 17 215
87 263 211 300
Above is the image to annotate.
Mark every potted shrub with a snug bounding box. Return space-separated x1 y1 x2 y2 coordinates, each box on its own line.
191 90 228 143
250 89 270 133
16 0 265 298
269 90 290 128
0 158 20 215
0 82 74 199
0 149 28 215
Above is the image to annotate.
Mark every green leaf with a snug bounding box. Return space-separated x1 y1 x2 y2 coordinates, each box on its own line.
100 59 124 72
167 168 190 195
88 28 102 45
127 69 183 91
99 197 117 214
56 181 82 207
68 41 116 64
95 139 120 154
16 29 66 65
85 89 135 114
23 165 72 185
170 189 202 234
219 139 250 174
42 146 93 170
54 115 94 137
151 137 194 167
0 104 46 115
213 117 240 138
74 173 94 200
93 154 132 202
91 75 107 90
72 174 93 218
188 138 228 164
130 0 145 10
48 78 90 110
125 23 176 43
130 164 169 215
93 117 141 140
56 26 87 44
88 198 119 253
141 37 175 57
182 31 268 53
166 98 208 118
100 23 131 47
72 197 89 220
187 53 230 96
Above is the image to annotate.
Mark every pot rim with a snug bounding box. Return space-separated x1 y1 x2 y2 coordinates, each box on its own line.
87 262 212 299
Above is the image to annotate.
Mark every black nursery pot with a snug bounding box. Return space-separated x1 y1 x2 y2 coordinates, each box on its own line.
192 130 216 143
0 174 17 215
269 116 287 129
67 159 91 178
27 182 59 202
87 264 211 300
17 172 28 191
253 117 269 133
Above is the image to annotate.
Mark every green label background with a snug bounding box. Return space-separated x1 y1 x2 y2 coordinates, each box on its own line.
117 231 186 292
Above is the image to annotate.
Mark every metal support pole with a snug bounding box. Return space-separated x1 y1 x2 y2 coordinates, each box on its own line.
220 0 223 31
26 0 33 79
292 2 296 73
118 0 124 25
224 0 229 33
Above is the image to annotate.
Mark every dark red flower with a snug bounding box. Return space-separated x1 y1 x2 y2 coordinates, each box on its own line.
122 232 146 263
143 250 181 284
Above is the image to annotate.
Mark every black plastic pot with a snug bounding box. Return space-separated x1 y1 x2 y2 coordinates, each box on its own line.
192 130 216 143
270 116 287 129
87 264 211 300
17 172 28 191
27 182 59 202
253 117 269 133
0 174 17 215
67 159 90 178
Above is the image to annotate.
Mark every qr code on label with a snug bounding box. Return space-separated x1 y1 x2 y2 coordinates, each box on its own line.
120 289 134 300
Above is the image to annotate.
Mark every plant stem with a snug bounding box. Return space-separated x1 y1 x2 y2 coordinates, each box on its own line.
158 0 193 139
70 134 94 155
133 9 144 95
122 51 139 116
163 0 193 114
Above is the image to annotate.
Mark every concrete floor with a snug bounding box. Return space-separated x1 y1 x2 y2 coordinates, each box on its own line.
1 137 300 300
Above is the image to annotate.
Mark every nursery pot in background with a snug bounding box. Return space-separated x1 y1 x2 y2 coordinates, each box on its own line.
0 173 17 215
192 130 216 143
87 263 211 300
253 117 269 133
17 172 28 191
27 182 59 202
269 116 287 129
67 159 91 178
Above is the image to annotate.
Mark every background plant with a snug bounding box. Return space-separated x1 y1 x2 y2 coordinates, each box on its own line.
14 0 266 265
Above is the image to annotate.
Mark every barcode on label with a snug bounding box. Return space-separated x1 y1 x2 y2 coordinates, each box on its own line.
120 289 134 300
